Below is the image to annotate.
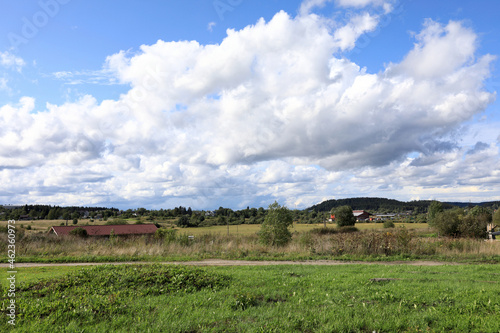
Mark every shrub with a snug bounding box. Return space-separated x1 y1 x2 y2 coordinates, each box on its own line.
154 228 177 243
333 206 356 227
383 221 395 228
338 226 359 233
432 209 462 237
258 201 293 246
459 214 488 238
69 227 88 238
72 218 78 225
177 215 191 228
310 228 339 235
432 207 490 238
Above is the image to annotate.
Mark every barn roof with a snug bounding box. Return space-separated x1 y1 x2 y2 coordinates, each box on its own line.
49 224 158 236
353 210 371 217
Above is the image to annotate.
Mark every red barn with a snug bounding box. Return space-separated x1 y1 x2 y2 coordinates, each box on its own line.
353 210 371 221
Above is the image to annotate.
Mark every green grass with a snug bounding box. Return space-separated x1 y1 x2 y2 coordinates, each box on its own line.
0 266 82 288
1 264 499 332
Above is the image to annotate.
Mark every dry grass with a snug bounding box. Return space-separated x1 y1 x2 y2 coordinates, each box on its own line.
2 225 498 263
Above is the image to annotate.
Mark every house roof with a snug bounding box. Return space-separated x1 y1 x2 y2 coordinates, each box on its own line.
353 210 371 217
49 224 158 236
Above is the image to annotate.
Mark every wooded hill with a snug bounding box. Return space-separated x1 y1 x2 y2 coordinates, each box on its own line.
307 197 500 214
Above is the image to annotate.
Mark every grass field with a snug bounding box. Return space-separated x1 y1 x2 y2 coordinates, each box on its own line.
1 263 499 332
169 222 430 236
0 219 430 235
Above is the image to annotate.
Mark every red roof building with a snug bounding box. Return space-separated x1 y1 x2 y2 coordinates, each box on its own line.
49 224 158 237
353 210 371 221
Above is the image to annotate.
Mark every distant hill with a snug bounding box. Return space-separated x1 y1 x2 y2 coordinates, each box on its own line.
307 197 500 214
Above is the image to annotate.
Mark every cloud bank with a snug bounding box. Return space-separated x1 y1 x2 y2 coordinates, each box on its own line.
0 7 498 209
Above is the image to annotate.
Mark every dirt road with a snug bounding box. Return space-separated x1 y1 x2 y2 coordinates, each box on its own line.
0 259 462 268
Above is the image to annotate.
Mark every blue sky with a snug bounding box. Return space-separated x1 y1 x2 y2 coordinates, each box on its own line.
1 0 500 209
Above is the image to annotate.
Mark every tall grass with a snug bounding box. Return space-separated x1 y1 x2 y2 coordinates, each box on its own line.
1 228 499 263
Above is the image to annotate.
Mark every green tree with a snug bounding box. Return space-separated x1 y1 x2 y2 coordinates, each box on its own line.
333 206 356 227
493 209 500 228
427 201 443 226
432 208 462 237
176 215 190 228
459 214 488 238
258 201 293 246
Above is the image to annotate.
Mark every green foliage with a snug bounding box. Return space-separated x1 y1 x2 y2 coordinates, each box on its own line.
72 218 78 225
154 228 177 243
334 205 356 227
231 293 260 310
0 265 229 329
309 226 359 235
427 201 443 226
383 220 395 228
69 227 88 238
176 215 191 228
459 214 488 239
309 197 440 214
258 201 293 246
493 208 500 226
432 208 462 237
432 207 490 238
469 205 491 217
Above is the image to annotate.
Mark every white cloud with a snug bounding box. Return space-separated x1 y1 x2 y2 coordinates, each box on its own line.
207 21 216 32
333 12 379 51
0 11 498 208
0 51 25 72
0 77 8 92
299 0 334 16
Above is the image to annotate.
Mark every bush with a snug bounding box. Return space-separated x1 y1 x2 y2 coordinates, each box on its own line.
432 208 490 238
69 227 88 238
154 228 177 243
176 215 191 228
383 221 395 228
310 228 339 235
459 214 488 238
433 209 462 237
258 202 293 246
338 226 359 233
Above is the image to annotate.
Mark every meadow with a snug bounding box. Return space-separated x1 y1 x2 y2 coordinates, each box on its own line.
1 263 499 332
1 220 498 263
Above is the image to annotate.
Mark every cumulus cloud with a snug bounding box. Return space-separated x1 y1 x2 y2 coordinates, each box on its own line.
0 10 498 208
0 51 25 72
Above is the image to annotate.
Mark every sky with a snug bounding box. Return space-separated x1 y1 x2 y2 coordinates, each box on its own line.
0 0 499 210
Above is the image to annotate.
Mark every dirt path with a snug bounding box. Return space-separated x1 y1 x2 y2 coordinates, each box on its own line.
0 259 462 268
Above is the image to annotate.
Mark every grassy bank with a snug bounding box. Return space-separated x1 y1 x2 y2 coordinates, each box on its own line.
2 226 499 263
0 226 500 263
1 264 499 332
